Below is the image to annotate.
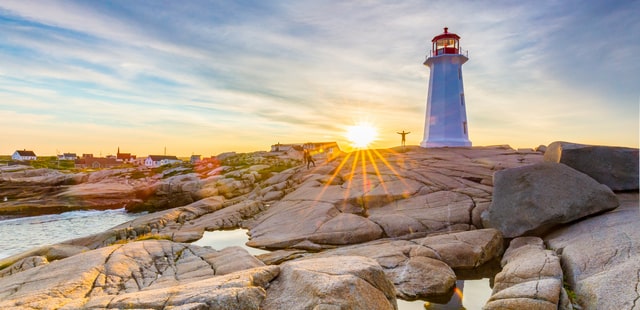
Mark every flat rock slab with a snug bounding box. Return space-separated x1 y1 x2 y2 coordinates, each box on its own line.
484 162 619 238
263 256 397 310
248 147 541 250
0 240 273 309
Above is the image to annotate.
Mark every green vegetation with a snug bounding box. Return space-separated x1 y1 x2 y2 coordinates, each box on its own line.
563 280 579 308
29 157 76 170
130 170 148 179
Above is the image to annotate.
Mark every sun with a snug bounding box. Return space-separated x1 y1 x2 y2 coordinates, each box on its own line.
345 122 378 149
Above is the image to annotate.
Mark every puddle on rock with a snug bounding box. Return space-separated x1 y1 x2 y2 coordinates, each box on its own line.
192 229 499 310
398 279 493 310
398 259 500 310
192 228 269 256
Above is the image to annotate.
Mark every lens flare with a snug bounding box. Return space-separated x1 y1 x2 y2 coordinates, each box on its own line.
345 122 378 149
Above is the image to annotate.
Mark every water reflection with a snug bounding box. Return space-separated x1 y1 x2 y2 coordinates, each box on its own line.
397 279 492 310
192 229 496 310
192 229 269 256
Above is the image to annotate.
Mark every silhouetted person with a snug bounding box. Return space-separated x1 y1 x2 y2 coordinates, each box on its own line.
397 130 410 147
304 150 315 169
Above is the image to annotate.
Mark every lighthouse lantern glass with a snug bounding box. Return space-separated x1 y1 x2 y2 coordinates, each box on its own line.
434 38 459 55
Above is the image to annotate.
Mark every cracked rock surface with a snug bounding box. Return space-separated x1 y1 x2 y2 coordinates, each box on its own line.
484 237 564 310
263 256 397 310
247 146 541 250
290 228 503 299
0 240 275 309
545 193 640 310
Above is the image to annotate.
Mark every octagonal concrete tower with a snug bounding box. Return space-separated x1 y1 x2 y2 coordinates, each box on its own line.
420 27 472 148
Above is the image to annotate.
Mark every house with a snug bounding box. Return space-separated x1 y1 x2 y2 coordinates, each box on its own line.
270 143 303 153
57 153 77 160
75 155 120 169
116 147 136 163
144 155 182 167
12 150 37 161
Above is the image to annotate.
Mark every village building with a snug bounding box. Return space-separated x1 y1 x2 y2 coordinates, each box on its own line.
270 143 303 153
57 153 77 160
116 147 136 163
144 155 182 167
11 150 37 161
270 142 341 160
74 154 120 169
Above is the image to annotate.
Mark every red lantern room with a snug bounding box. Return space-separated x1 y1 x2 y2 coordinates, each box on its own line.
431 27 460 56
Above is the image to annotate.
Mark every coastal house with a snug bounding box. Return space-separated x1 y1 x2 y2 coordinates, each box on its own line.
116 147 136 163
75 154 120 169
144 155 182 167
12 150 37 161
270 143 303 153
57 153 77 160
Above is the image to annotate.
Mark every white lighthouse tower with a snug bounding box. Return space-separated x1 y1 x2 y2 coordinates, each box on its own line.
420 27 472 148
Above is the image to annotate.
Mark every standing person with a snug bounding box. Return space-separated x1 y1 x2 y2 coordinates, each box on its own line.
305 150 315 169
302 149 308 166
397 130 410 147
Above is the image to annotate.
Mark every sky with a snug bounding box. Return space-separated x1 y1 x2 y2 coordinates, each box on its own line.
1 0 638 157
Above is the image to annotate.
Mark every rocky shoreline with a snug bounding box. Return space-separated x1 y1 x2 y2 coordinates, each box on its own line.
0 142 637 309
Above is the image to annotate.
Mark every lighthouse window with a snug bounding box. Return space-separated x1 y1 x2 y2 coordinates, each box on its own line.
463 121 468 134
458 68 462 80
460 93 465 106
435 38 458 55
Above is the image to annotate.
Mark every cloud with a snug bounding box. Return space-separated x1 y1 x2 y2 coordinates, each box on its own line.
0 0 637 156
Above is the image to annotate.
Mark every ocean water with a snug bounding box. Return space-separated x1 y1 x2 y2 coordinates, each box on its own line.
0 208 143 259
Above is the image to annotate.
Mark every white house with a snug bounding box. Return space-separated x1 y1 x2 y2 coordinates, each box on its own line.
12 150 37 161
144 155 182 167
57 153 77 160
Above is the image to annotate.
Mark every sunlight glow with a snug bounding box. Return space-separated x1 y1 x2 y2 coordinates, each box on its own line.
345 122 378 149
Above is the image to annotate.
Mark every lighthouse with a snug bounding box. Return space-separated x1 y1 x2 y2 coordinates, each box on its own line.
420 27 472 148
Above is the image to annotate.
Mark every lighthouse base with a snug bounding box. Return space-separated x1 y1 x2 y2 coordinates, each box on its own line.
420 139 472 148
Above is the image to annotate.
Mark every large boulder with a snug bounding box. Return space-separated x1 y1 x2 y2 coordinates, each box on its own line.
483 162 619 238
262 256 397 310
484 237 567 310
544 141 639 191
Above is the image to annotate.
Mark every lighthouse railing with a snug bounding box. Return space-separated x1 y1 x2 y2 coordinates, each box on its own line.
427 49 469 59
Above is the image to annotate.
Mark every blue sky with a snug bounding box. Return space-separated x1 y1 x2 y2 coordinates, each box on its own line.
1 0 638 156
